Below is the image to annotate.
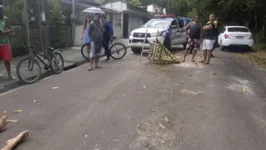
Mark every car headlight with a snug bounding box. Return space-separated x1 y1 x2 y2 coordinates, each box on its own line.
130 32 134 36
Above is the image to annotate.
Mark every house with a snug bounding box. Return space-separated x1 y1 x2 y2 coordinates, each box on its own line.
104 1 152 38
143 4 166 15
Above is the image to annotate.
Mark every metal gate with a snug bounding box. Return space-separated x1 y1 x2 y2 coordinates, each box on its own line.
25 0 49 54
123 13 129 38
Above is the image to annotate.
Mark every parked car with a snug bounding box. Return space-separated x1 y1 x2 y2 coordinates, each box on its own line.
129 15 187 54
180 18 192 27
218 26 254 50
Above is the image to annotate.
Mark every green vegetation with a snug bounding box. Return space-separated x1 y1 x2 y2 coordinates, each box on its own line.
139 0 266 45
4 0 23 25
129 0 142 7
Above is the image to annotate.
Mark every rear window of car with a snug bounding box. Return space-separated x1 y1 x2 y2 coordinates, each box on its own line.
227 27 249 32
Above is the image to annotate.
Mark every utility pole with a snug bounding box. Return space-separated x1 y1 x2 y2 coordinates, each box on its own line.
23 0 31 53
71 0 75 46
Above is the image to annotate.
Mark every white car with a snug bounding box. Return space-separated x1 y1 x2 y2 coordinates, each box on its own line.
218 26 254 50
129 16 187 54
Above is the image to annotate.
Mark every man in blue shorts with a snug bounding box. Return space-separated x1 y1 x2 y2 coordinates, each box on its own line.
89 13 103 71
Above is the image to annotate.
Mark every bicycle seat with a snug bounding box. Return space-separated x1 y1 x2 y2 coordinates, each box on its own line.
47 47 54 51
111 36 117 39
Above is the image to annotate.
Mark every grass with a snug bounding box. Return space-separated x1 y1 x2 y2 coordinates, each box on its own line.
242 43 266 69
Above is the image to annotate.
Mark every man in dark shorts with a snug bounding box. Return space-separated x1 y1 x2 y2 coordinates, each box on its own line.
89 13 103 71
182 15 202 62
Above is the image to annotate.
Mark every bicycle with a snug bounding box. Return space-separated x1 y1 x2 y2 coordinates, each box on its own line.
81 36 127 60
16 44 64 84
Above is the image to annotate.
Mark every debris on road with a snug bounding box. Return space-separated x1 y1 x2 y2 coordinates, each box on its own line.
143 85 146 89
213 73 217 75
33 100 37 103
164 116 170 122
84 135 88 138
243 87 247 93
14 110 23 113
159 123 165 129
7 120 18 123
94 144 100 150
181 89 202 95
51 86 59 90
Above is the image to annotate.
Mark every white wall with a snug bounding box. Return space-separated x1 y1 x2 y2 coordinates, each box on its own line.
104 1 127 12
74 25 83 46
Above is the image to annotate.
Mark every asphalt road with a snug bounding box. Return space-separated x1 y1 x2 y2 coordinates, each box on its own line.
0 49 266 150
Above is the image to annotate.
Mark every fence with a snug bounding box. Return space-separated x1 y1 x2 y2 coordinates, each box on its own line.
49 25 73 49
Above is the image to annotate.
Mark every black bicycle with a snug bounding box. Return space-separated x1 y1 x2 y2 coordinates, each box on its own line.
16 44 64 84
81 36 127 60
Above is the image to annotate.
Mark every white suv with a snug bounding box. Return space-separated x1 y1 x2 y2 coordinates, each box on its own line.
129 17 187 54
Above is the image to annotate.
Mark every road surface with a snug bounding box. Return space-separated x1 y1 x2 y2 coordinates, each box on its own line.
0 50 266 150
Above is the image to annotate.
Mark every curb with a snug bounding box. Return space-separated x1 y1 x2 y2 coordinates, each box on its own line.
0 46 131 94
0 59 88 94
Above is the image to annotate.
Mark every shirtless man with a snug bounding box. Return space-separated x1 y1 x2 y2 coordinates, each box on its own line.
183 15 202 62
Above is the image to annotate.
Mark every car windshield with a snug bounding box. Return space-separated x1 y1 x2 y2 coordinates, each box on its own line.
228 27 249 32
142 19 171 28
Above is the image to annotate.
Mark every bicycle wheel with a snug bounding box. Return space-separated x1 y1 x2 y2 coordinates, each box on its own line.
16 57 41 84
110 43 127 60
50 52 64 74
81 43 90 60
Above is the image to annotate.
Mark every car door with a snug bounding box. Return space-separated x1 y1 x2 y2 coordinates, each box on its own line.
170 19 179 45
175 18 187 44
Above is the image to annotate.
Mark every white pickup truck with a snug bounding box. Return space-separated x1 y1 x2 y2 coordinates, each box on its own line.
129 15 188 54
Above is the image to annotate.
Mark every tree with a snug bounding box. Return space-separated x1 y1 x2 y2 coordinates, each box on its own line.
129 0 142 7
4 0 23 25
48 0 65 25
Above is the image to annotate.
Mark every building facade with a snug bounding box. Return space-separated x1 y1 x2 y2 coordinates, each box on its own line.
104 1 152 38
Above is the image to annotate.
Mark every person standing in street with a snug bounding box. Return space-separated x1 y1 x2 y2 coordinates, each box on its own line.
201 14 217 64
210 19 219 58
0 6 15 79
102 15 113 61
81 15 92 64
88 13 103 71
182 15 202 62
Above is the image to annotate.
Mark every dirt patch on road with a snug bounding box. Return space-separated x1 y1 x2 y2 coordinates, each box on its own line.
240 51 266 69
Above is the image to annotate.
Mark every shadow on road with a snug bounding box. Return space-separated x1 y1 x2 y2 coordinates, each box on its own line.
222 46 254 54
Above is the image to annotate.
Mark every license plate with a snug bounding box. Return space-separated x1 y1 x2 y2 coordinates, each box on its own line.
236 36 243 39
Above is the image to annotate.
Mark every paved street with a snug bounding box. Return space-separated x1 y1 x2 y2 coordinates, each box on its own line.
0 49 266 150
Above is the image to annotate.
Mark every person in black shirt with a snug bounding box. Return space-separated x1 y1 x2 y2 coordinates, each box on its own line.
182 16 202 62
201 14 216 64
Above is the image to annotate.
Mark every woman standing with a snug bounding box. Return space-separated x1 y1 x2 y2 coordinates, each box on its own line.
81 15 92 58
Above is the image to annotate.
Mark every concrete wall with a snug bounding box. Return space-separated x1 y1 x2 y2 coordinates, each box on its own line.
104 1 127 12
74 25 83 46
74 16 123 46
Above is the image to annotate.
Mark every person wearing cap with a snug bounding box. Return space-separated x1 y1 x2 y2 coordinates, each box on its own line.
201 14 217 64
0 6 15 79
